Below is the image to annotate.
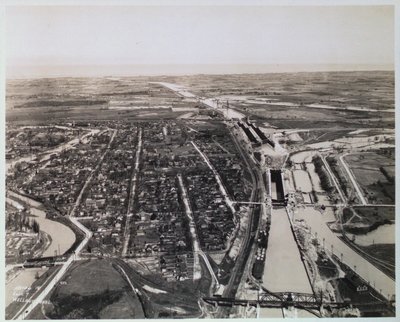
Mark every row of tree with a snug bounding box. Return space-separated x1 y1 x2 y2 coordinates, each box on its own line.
6 211 40 234
312 156 334 193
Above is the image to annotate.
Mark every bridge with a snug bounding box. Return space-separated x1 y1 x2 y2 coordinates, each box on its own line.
232 201 268 205
204 292 319 309
203 292 395 313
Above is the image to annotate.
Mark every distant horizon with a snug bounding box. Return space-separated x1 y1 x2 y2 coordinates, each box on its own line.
6 63 394 80
7 6 394 80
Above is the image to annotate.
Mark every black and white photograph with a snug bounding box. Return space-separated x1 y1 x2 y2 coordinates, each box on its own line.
2 0 397 320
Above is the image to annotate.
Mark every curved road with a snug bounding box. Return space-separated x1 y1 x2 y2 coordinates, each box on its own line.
12 130 115 320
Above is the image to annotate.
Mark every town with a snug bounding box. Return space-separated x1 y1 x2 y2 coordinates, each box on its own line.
5 72 396 320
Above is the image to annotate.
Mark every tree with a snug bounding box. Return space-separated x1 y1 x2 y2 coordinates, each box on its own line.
32 220 40 234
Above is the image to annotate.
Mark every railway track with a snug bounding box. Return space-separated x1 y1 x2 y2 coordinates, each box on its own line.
221 130 262 301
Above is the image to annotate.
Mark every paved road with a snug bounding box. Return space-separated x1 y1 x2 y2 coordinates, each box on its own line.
339 154 368 205
154 81 245 119
122 128 142 257
222 132 260 300
191 141 236 214
12 129 115 320
7 128 100 174
318 153 346 204
177 174 203 281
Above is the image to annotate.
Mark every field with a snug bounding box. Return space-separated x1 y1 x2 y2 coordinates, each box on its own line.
358 244 395 278
46 259 144 319
342 206 395 233
6 71 395 133
344 152 395 204
340 206 395 278
326 156 355 201
175 71 394 131
98 293 145 319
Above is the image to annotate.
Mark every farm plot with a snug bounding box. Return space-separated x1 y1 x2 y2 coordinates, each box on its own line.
344 152 395 204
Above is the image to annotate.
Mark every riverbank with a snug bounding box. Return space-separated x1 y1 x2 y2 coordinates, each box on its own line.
7 190 76 257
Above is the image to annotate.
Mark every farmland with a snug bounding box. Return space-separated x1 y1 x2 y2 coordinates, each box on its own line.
344 151 395 204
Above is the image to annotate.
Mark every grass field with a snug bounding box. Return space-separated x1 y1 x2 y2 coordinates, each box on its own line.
6 106 187 125
342 206 395 236
358 244 395 277
47 259 144 319
344 152 395 204
98 292 145 319
56 259 127 296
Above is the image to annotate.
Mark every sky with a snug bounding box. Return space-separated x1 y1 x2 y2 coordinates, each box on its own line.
5 5 395 77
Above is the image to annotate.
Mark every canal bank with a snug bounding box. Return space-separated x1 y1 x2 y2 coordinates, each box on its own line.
294 207 395 300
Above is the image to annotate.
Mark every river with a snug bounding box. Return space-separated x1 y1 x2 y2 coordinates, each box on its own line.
7 191 76 257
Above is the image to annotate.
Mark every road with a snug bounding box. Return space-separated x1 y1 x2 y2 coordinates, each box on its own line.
177 174 203 281
7 128 100 174
12 129 116 320
68 129 117 219
339 154 368 205
318 153 346 204
154 81 265 315
154 82 245 119
178 172 220 285
151 82 197 98
191 141 236 214
122 128 143 257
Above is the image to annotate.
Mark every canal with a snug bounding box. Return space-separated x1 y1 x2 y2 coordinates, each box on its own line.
263 207 313 294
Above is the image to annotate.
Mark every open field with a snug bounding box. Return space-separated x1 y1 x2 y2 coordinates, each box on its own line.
174 71 394 131
6 106 187 125
7 71 394 131
98 292 145 319
177 71 394 111
293 169 313 193
46 259 144 319
342 206 395 233
344 152 395 204
56 259 127 296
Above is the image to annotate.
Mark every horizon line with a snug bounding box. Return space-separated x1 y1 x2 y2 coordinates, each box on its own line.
6 63 394 80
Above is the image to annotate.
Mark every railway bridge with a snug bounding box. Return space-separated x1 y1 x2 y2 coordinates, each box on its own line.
203 291 395 314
